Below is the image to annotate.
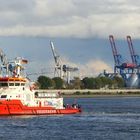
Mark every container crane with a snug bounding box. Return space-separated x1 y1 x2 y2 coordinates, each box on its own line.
109 35 123 73
126 36 140 88
50 41 78 83
126 35 139 67
50 41 63 78
109 35 136 74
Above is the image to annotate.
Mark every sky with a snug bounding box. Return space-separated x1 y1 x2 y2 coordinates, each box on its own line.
0 0 140 80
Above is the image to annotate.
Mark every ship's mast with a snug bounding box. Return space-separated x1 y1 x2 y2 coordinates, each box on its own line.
14 57 28 77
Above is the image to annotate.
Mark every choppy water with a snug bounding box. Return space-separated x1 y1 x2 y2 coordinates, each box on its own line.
0 97 140 140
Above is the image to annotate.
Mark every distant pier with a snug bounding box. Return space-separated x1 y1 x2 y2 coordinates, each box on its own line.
36 89 140 96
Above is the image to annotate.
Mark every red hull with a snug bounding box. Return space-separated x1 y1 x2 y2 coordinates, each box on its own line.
0 100 81 116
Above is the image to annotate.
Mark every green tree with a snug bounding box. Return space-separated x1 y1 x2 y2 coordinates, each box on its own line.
88 76 113 89
94 77 102 89
82 77 95 89
37 76 54 89
70 77 82 89
52 77 64 89
106 78 113 88
113 76 125 88
99 77 113 89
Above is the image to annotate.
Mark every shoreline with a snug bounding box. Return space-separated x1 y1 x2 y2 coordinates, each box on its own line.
36 89 140 98
62 94 140 98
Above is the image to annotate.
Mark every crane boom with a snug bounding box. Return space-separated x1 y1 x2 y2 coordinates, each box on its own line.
127 36 139 66
50 41 79 83
109 35 122 66
50 41 60 67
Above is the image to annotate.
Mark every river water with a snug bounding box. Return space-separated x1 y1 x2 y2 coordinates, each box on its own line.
0 97 140 140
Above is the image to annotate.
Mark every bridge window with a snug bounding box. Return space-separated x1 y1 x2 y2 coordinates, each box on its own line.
9 83 14 86
15 83 20 86
0 83 8 87
35 92 38 98
1 95 7 98
21 83 25 86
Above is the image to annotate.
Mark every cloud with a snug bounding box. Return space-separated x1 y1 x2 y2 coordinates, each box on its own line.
27 57 112 79
26 60 54 81
79 60 113 78
54 58 113 78
0 0 140 38
40 57 113 79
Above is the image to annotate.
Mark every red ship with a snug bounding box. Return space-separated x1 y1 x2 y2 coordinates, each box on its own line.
0 57 81 115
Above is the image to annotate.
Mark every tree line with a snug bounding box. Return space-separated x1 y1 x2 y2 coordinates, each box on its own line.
36 75 125 89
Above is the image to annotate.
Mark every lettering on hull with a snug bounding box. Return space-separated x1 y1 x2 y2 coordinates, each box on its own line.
36 110 57 114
